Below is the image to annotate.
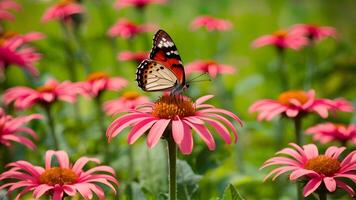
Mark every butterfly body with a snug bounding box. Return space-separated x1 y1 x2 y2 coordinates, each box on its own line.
136 30 188 95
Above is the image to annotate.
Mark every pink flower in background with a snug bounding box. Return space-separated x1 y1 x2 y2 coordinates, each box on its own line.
4 79 81 110
252 30 308 50
115 0 167 9
261 143 356 197
185 60 236 78
0 150 118 200
0 108 42 150
306 123 356 145
42 0 83 23
249 90 354 121
103 91 150 116
190 15 232 32
108 18 156 39
79 72 128 98
290 24 337 42
0 0 21 21
117 50 149 64
107 94 242 155
0 32 42 78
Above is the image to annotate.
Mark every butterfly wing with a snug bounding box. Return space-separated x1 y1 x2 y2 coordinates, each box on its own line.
149 29 186 85
136 59 178 92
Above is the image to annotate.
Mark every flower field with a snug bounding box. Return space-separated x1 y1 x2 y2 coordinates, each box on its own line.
0 0 355 199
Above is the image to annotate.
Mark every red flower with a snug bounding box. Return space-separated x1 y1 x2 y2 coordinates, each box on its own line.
185 60 236 78
42 0 83 23
117 50 149 64
252 30 308 50
249 90 353 121
115 0 167 9
290 24 337 42
0 108 42 150
261 143 356 197
4 79 82 110
107 95 242 155
0 31 43 78
107 18 156 39
0 150 118 200
306 123 356 145
190 15 232 32
103 91 150 116
0 0 21 21
78 72 128 98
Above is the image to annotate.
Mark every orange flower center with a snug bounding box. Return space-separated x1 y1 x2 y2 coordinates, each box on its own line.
273 30 288 37
123 91 141 100
39 167 77 186
58 0 76 6
36 85 56 93
86 72 109 81
333 123 346 129
304 155 341 176
152 95 195 119
277 90 309 106
0 31 18 45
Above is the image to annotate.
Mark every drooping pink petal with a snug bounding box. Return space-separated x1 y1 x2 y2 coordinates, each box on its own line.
147 119 170 148
303 178 322 197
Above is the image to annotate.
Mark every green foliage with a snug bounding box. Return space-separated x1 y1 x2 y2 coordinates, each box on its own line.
221 184 245 200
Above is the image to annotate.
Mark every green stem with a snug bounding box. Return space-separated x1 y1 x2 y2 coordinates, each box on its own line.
276 48 288 91
293 117 303 146
94 95 109 161
167 134 177 200
305 41 316 90
318 191 327 200
297 182 304 200
44 105 59 150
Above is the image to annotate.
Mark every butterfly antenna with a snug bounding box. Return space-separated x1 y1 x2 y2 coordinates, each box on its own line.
188 72 211 84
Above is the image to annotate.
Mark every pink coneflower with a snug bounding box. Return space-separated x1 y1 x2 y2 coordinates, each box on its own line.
103 91 150 116
115 0 167 10
190 15 232 32
0 150 118 200
0 108 42 150
185 60 236 78
106 94 242 155
306 123 356 145
252 30 308 50
0 31 42 78
0 0 21 21
41 0 83 23
79 71 128 98
261 143 356 197
107 18 156 39
3 79 81 110
117 50 149 64
290 24 337 42
249 90 353 121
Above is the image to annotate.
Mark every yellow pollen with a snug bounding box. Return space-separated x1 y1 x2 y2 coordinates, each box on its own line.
36 85 56 93
39 167 77 186
277 90 309 106
123 91 141 100
273 30 288 37
86 72 109 81
58 0 76 6
305 155 341 176
152 95 195 119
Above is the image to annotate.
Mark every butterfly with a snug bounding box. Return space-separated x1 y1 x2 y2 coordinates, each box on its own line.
136 29 188 95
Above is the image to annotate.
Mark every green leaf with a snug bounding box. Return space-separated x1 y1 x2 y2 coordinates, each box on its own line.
221 184 245 200
177 160 202 200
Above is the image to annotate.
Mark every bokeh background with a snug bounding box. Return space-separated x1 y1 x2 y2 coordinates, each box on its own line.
1 0 356 199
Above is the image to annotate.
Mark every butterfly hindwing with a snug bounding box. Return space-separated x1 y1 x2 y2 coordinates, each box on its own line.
136 59 178 92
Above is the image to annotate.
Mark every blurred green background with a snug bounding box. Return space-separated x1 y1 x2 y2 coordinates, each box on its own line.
1 0 356 199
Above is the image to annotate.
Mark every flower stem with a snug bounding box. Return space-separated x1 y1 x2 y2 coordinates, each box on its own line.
293 117 303 146
305 41 316 89
44 105 59 150
276 48 288 91
167 134 177 200
94 95 109 162
318 191 327 200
